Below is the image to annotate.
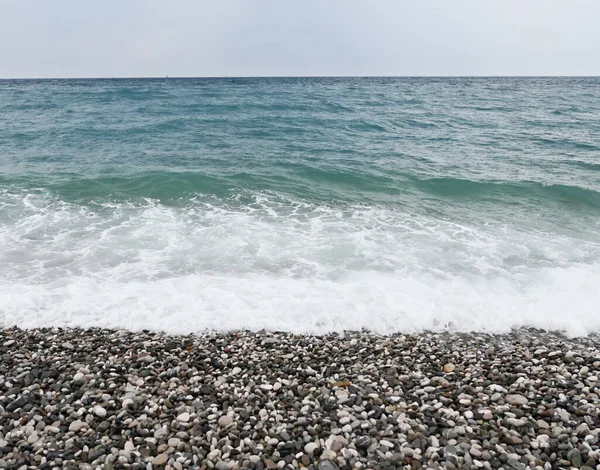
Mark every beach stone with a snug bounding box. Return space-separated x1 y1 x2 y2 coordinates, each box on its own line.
305 442 319 456
379 439 394 449
69 420 85 432
177 412 190 422
356 435 372 449
567 449 582 468
320 449 337 461
318 462 340 470
218 415 233 427
443 363 456 373
155 426 169 439
505 394 528 406
2 325 600 470
469 447 481 458
122 398 134 409
507 417 527 427
153 453 168 466
6 396 27 412
73 371 85 381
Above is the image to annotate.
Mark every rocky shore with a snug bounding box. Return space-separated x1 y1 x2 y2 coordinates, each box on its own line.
1 328 599 470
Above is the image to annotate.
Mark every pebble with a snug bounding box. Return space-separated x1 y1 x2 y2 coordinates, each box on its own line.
68 420 84 432
218 415 233 427
318 462 340 470
305 442 319 456
505 394 528 405
0 327 598 470
168 437 181 447
154 426 169 439
153 453 168 466
320 449 337 461
443 363 456 373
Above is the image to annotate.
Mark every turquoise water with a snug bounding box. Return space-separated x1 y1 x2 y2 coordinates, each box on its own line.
1 77 599 334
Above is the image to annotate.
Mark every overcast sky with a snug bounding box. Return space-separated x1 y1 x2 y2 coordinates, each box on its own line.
1 0 598 78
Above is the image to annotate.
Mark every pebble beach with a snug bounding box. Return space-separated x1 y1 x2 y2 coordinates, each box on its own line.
1 328 599 470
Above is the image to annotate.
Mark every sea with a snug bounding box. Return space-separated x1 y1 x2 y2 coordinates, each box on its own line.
1 77 599 336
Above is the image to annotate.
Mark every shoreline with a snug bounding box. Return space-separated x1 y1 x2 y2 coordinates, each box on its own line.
1 327 599 469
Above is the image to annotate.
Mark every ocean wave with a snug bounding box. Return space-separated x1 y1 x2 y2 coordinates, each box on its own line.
2 171 600 213
2 77 600 336
1 186 600 336
417 178 600 209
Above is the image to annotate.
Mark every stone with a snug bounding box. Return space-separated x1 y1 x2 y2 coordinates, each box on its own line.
379 439 394 448
356 435 372 449
3 321 600 470
507 417 527 427
443 363 456 373
153 453 168 466
567 449 582 468
177 412 190 422
505 394 528 406
318 462 340 470
469 447 481 458
6 396 27 412
69 420 85 432
73 372 85 381
122 398 134 409
305 442 319 456
218 415 233 427
320 449 337 461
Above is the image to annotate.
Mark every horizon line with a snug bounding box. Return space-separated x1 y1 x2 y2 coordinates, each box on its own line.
1 74 599 80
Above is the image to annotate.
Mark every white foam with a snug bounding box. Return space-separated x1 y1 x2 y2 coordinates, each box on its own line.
1 190 600 336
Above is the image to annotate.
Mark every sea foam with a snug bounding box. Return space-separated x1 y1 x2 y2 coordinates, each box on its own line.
1 189 599 337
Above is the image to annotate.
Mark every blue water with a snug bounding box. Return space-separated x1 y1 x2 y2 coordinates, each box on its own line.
1 77 599 335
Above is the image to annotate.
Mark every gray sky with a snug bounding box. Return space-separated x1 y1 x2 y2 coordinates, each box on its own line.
1 0 599 78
